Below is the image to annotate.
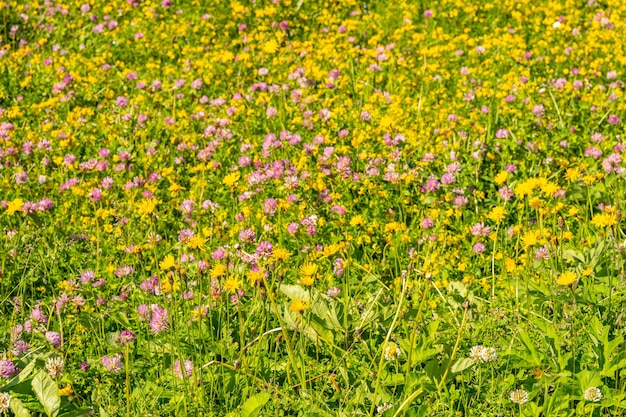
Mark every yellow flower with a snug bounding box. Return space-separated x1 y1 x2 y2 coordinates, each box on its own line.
271 247 291 262
136 198 158 216
300 263 318 277
160 254 176 271
263 38 279 54
590 212 617 228
521 230 540 249
350 215 365 226
210 263 227 278
6 198 23 215
290 298 308 313
186 235 206 249
494 171 508 185
58 385 73 396
223 276 242 293
247 269 265 284
505 258 517 273
556 271 577 286
487 206 506 223
223 172 241 187
300 275 315 287
565 167 581 182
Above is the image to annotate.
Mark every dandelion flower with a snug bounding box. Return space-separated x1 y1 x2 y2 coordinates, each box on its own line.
487 206 506 223
160 254 176 271
6 198 23 215
223 172 240 187
556 271 577 286
290 298 308 313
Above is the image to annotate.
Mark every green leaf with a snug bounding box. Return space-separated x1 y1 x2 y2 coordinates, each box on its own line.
4 359 37 391
240 392 271 417
10 397 31 417
57 408 93 417
31 370 61 417
450 358 474 374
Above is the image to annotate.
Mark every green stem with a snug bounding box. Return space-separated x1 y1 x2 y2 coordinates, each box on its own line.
369 274 408 417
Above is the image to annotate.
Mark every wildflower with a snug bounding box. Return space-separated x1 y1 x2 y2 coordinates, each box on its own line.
160 254 176 270
290 298 308 313
487 206 506 223
46 331 62 348
6 198 23 215
556 271 577 286
521 230 540 249
136 198 158 216
149 305 169 333
591 212 617 228
376 403 393 414
101 355 123 373
223 276 242 294
58 385 73 396
384 343 401 361
118 330 136 345
583 387 602 402
173 360 193 380
0 392 10 413
223 172 240 187
509 389 530 404
473 243 486 254
0 360 16 379
46 356 64 378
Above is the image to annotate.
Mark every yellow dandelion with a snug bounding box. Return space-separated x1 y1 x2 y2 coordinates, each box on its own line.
136 198 158 216
223 171 241 187
223 276 242 294
350 215 365 227
263 38 279 54
160 254 176 271
487 206 506 223
300 275 315 287
494 171 508 185
556 271 577 286
186 235 206 249
591 212 617 228
58 385 73 396
521 230 540 249
247 269 265 284
6 198 23 215
300 263 318 277
565 167 581 182
210 263 227 278
271 247 291 262
290 298 308 313
505 258 517 273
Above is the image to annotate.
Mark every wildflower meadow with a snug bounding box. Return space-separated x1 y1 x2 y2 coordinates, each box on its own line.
1 0 626 415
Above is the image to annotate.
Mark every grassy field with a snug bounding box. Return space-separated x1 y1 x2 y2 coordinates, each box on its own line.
1 0 626 415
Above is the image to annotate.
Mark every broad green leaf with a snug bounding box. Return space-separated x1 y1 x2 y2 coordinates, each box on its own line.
4 359 37 391
240 392 271 417
31 370 61 417
450 358 474 374
10 397 31 417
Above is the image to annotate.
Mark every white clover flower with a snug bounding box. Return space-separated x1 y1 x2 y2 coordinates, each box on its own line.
481 347 498 363
0 392 10 413
510 389 530 404
583 387 602 402
469 345 485 363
